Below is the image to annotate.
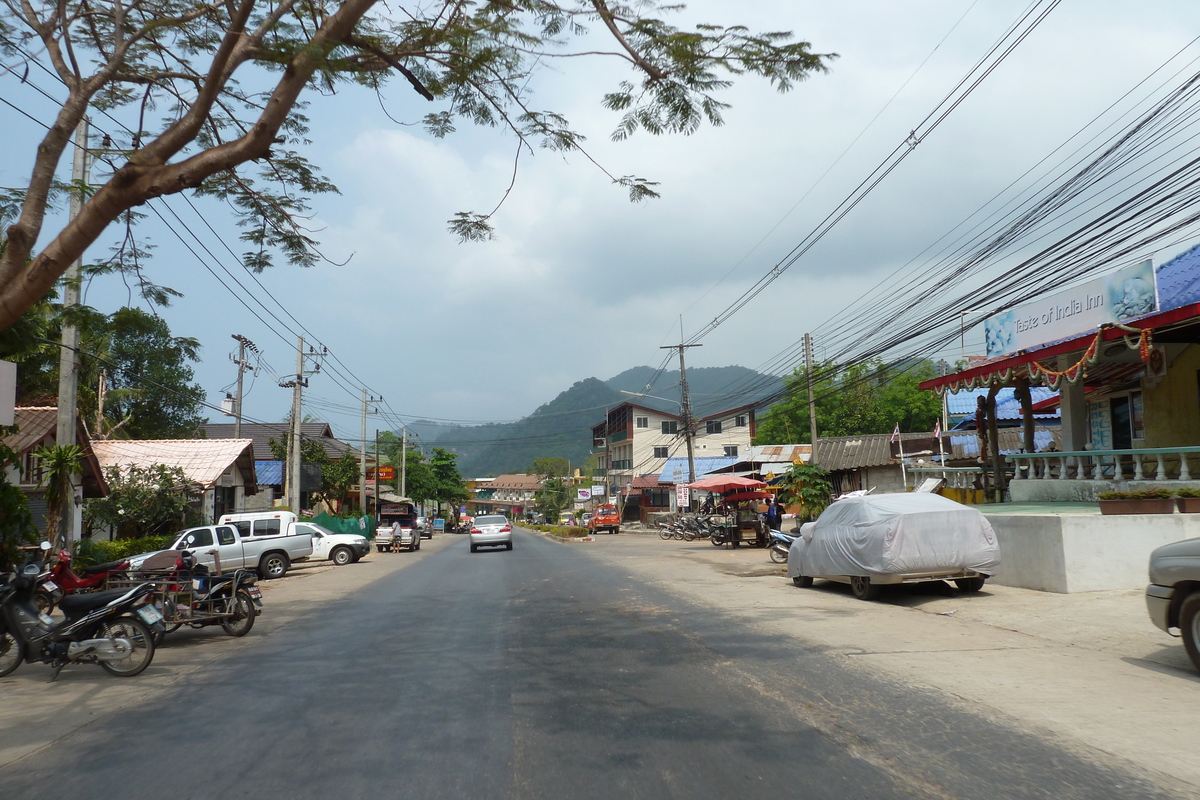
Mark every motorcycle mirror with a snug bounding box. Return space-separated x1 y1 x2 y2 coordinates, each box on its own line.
39 541 52 551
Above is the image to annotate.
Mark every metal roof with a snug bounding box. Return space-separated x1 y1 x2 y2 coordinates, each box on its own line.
945 387 1059 416
200 422 354 461
92 439 257 491
1156 242 1200 312
812 432 927 472
255 460 283 485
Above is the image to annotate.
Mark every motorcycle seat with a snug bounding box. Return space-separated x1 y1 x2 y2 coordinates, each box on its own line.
82 560 126 576
58 587 136 614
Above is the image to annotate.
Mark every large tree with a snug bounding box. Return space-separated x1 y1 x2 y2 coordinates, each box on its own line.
0 1 833 329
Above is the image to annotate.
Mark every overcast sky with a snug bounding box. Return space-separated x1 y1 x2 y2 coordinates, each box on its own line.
4 0 1200 447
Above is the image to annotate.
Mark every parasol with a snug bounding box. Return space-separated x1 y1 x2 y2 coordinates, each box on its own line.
722 489 774 504
685 475 767 492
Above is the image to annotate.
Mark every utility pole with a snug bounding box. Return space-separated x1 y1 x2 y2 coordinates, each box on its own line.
359 390 379 512
54 117 91 547
661 343 702 486
401 427 407 497
373 430 380 520
804 333 819 451
279 338 324 511
230 335 259 440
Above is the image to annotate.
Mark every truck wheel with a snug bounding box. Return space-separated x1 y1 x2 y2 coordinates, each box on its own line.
331 547 352 566
376 545 384 553
1181 592 1200 671
259 552 290 580
415 538 421 551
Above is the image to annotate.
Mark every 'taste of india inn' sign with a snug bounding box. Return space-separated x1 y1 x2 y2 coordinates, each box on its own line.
983 260 1157 357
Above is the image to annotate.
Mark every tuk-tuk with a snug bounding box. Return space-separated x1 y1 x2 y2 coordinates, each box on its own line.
558 512 577 526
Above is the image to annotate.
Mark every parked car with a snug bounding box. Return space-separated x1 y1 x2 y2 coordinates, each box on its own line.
1146 536 1200 671
390 524 421 552
787 493 1000 601
128 517 315 579
470 515 513 553
416 516 433 539
587 504 621 534
220 512 370 566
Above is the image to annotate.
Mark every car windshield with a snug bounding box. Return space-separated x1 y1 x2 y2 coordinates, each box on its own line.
477 515 507 526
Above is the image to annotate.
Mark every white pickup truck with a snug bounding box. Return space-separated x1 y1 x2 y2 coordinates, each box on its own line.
220 512 371 568
128 515 314 579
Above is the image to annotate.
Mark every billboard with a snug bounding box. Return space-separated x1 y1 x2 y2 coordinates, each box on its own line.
367 466 395 481
984 260 1156 357
576 488 592 501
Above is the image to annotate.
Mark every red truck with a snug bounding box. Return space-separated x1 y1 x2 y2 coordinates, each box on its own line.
587 504 621 535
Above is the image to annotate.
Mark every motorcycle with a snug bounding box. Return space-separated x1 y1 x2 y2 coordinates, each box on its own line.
129 550 262 644
1 543 164 680
768 530 797 564
37 548 130 614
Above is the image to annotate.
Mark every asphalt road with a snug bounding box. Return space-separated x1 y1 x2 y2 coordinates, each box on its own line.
0 529 1182 799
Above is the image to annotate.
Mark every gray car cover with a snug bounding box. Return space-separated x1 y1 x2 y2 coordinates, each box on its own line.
788 493 1001 579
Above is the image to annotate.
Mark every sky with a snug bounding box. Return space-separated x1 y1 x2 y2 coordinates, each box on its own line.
4 0 1200 449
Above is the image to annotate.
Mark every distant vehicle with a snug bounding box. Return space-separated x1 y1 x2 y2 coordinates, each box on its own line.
587 504 621 535
376 500 417 552
558 512 576 526
788 493 1000 601
1146 536 1200 671
470 515 513 553
221 513 369 567
127 515 315 580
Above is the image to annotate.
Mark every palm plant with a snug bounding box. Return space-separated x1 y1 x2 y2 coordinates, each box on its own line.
34 444 85 551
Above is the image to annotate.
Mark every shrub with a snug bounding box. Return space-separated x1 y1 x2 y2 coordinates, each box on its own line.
1174 487 1200 498
1097 488 1173 500
75 535 175 567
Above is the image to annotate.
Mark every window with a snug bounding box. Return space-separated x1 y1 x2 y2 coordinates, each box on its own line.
653 446 670 459
724 445 738 458
254 519 281 537
706 420 723 435
661 421 678 435
181 529 214 548
635 416 649 429
735 415 747 427
217 527 236 545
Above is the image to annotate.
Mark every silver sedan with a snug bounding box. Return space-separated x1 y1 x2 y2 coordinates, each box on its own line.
469 515 513 553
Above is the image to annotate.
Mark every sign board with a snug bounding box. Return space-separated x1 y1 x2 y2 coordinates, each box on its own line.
433 518 445 532
591 484 606 497
576 488 591 501
984 260 1156 356
379 503 409 515
368 466 395 481
676 485 690 508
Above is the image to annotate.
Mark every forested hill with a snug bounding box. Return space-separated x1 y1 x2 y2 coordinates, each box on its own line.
414 366 783 478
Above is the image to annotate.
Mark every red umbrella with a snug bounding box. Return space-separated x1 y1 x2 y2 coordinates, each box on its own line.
685 475 767 492
722 489 774 504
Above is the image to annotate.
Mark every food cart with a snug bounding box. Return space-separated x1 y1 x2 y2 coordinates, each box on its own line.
685 476 772 548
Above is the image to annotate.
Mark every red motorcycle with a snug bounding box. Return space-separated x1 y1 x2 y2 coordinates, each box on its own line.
38 550 131 614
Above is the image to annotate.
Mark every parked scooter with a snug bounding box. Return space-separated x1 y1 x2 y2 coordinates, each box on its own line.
1 543 164 680
37 549 130 614
768 530 797 564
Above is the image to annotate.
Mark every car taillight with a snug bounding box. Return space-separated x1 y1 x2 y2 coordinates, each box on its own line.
500 525 511 533
470 527 480 535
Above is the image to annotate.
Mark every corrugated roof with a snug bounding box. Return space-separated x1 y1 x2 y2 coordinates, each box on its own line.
92 439 256 490
945 387 1059 416
748 444 811 462
200 422 353 461
657 456 735 483
631 474 666 489
488 473 543 490
255 460 283 485
812 432 929 472
1156 242 1200 312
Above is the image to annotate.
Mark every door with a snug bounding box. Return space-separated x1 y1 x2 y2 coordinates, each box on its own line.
214 525 243 571
1110 395 1132 451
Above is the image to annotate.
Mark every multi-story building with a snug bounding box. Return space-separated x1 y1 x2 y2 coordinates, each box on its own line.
591 401 756 497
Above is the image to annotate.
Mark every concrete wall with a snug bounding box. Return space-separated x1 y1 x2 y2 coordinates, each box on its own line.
1011 479 1200 503
987 512 1200 592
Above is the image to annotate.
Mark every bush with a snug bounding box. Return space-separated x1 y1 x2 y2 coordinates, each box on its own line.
1097 488 1173 500
528 524 589 538
75 535 175 567
1174 487 1200 498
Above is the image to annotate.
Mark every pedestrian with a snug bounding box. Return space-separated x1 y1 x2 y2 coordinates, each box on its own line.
765 497 783 531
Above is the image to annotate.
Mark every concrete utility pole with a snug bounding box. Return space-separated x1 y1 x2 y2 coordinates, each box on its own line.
278 338 323 511
804 333 819 450
54 117 91 547
230 335 258 439
661 343 702 485
359 390 378 512
401 427 407 497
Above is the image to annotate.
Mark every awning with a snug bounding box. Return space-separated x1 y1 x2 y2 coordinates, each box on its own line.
686 475 767 492
918 302 1200 394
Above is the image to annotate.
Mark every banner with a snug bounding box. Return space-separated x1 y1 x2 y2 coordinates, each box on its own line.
676 485 690 508
367 466 395 481
984 260 1156 356
591 484 606 496
576 488 592 501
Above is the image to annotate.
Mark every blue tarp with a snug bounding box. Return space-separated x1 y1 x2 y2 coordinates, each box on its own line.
658 456 737 483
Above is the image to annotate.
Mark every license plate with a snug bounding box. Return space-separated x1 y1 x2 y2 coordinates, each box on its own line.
137 605 164 625
248 587 262 599
42 580 58 592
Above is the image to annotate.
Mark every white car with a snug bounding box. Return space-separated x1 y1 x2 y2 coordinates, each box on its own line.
469 515 513 553
788 493 1000 600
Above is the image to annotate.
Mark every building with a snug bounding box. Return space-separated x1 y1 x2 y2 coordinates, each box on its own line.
469 474 542 518
592 401 756 498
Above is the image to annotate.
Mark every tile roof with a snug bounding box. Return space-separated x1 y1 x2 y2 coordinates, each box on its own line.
92 439 256 490
3 407 108 497
200 422 354 461
488 473 544 490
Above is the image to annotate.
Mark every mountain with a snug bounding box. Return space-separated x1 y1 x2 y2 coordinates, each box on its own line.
413 366 784 478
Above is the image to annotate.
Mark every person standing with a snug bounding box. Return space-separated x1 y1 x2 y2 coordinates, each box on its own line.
765 497 784 531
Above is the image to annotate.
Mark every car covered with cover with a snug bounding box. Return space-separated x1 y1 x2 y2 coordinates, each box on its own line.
787 493 1001 601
